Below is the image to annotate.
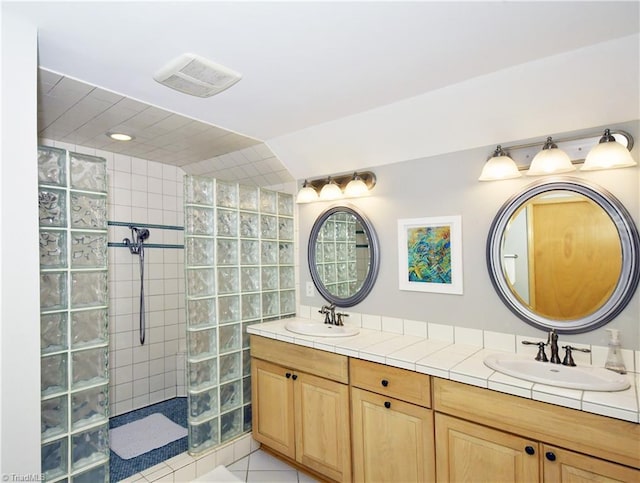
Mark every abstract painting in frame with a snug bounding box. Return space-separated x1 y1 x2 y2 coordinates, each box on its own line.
397 215 463 294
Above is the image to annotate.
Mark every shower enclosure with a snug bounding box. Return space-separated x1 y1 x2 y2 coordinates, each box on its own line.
183 176 296 455
39 146 110 481
38 147 297 480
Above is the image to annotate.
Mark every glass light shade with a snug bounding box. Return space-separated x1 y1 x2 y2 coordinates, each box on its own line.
344 176 369 197
526 138 575 176
581 138 637 171
319 180 342 200
295 184 318 203
478 147 521 181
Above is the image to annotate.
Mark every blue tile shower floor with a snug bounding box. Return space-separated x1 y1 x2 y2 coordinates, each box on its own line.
109 397 188 482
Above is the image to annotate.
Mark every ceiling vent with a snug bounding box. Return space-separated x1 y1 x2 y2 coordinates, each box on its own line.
153 53 242 98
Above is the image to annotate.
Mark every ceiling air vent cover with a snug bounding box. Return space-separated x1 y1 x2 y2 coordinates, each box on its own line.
153 53 242 98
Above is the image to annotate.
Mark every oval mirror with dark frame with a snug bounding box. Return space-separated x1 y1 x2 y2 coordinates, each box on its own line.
308 205 380 307
486 177 640 334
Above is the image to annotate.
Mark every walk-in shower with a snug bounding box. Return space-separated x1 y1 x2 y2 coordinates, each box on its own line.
123 226 150 345
38 144 295 481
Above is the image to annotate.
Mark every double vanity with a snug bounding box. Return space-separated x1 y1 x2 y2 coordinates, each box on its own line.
249 319 639 482
258 174 640 481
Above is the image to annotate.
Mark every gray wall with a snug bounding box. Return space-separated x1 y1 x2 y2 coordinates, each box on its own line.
298 120 640 349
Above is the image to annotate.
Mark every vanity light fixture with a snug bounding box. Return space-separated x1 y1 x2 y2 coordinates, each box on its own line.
295 180 319 204
107 132 134 142
478 145 522 181
479 128 636 181
344 172 370 197
526 137 576 176
319 177 343 201
581 129 637 171
295 171 377 203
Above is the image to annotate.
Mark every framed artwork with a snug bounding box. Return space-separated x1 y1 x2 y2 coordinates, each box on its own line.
397 215 463 294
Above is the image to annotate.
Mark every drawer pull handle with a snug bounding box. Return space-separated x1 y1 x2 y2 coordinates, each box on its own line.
285 372 292 379
545 452 556 462
292 374 298 380
381 379 389 387
525 446 535 456
384 401 391 409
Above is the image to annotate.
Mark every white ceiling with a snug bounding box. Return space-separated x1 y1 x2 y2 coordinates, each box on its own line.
37 69 295 186
5 1 640 183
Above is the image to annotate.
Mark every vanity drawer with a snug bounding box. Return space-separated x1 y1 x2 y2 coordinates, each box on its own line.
250 335 349 384
350 358 431 407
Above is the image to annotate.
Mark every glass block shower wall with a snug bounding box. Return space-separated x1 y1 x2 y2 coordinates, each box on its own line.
184 177 295 455
39 146 110 482
316 212 358 298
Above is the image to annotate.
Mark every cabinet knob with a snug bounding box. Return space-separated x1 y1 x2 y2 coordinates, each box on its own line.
525 446 535 455
381 379 389 387
285 372 292 379
292 374 298 380
384 401 391 409
545 451 556 461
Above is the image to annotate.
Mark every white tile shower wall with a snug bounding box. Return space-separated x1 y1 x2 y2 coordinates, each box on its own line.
108 156 186 416
40 139 187 417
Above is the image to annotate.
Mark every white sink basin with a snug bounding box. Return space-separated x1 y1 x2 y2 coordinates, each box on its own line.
285 319 359 338
484 353 630 391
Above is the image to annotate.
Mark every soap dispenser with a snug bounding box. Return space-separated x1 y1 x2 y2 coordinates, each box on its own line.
604 329 626 374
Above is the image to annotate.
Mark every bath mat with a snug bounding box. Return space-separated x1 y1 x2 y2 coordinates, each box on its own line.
109 413 187 460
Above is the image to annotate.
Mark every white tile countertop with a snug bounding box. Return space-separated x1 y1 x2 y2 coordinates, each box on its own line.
248 318 640 424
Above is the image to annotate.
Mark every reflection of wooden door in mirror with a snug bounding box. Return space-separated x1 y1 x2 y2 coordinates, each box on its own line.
529 197 621 320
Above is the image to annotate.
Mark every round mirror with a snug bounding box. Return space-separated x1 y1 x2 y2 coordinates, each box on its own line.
308 205 380 307
486 178 640 333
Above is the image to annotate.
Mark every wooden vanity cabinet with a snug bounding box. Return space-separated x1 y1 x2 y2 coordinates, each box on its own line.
350 359 436 482
433 378 640 482
250 336 351 482
251 358 295 458
436 414 639 483
436 412 540 482
251 335 640 483
541 445 640 482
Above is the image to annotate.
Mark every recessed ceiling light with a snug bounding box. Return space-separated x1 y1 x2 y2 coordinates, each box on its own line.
108 132 134 141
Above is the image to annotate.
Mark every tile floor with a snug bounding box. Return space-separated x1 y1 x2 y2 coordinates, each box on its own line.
197 449 318 482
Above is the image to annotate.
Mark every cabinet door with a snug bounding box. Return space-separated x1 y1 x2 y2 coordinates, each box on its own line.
435 413 539 483
542 445 640 482
294 371 351 482
352 387 435 483
251 358 295 459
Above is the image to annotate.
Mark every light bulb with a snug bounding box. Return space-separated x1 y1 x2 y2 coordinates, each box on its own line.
527 137 575 176
344 174 369 197
108 132 134 141
581 129 637 171
296 184 318 203
319 179 342 200
478 146 521 181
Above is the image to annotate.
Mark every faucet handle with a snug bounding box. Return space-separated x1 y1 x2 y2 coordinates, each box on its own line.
335 312 349 326
319 306 331 324
561 345 590 367
522 340 548 362
561 345 576 366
